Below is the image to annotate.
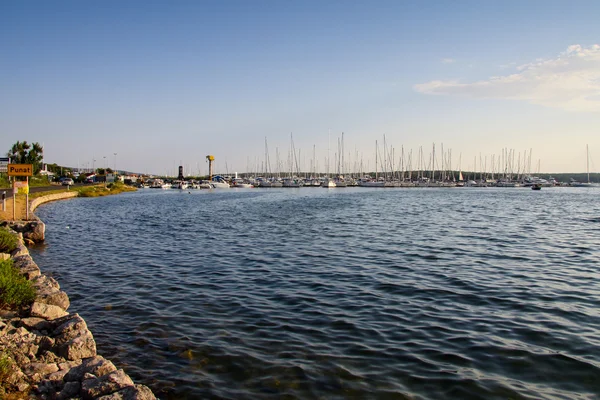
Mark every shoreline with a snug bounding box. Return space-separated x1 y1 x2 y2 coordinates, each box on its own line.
1 191 156 399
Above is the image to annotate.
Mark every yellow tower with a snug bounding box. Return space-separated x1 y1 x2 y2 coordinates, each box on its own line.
206 155 215 180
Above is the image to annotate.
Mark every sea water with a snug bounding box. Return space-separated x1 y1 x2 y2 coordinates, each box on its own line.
31 187 600 399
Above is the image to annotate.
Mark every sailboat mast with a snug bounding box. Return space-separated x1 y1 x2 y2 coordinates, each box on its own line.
375 140 378 180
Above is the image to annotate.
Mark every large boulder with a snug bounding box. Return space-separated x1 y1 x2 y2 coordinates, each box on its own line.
12 254 41 279
23 220 45 243
81 369 134 399
30 302 69 320
51 314 97 361
95 384 157 400
64 356 117 382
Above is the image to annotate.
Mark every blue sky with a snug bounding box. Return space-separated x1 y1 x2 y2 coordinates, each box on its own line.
1 0 599 175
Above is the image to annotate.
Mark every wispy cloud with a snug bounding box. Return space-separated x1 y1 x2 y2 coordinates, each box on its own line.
415 44 600 112
441 58 455 64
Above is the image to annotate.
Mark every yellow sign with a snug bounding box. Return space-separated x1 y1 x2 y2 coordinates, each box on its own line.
7 164 33 176
13 181 29 194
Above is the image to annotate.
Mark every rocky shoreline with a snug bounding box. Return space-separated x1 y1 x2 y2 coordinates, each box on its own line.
1 194 156 399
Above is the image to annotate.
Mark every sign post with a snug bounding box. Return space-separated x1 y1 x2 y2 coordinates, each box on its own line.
8 164 33 221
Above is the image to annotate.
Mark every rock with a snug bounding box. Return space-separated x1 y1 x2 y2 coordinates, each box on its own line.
59 359 82 371
56 381 81 400
48 368 70 381
35 378 60 395
20 317 52 331
36 290 70 311
12 254 41 279
64 356 117 382
12 326 30 336
83 372 97 380
56 330 97 360
36 336 56 353
23 362 59 378
10 242 29 257
37 350 64 364
52 314 88 344
95 384 157 400
23 220 45 243
30 302 68 320
81 369 134 400
0 309 17 319
0 252 10 261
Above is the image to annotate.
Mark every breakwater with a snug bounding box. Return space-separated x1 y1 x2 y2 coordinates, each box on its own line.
1 194 156 399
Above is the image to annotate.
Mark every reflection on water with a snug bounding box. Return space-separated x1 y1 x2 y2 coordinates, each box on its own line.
31 187 600 399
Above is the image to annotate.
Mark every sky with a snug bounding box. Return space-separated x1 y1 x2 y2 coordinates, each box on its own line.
1 0 599 175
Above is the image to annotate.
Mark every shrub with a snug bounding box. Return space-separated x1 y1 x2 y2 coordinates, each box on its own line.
0 259 36 309
0 228 18 254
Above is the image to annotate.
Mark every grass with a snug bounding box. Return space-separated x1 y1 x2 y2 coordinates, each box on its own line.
0 353 12 383
76 182 136 197
28 188 71 199
0 258 36 309
0 228 18 253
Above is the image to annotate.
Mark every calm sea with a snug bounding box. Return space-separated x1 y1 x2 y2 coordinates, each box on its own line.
30 187 600 399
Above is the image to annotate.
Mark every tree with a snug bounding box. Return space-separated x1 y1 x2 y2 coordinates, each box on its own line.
6 141 44 174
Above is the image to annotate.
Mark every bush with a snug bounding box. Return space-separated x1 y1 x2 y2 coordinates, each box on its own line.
0 259 36 309
0 228 18 254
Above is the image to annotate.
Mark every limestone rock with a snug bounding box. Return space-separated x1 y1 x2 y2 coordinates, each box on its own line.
48 368 70 381
36 336 56 353
59 359 82 371
64 356 117 382
96 384 157 400
56 381 81 400
23 220 45 242
56 330 97 360
12 254 41 279
32 274 61 292
36 289 70 311
53 314 88 343
30 302 68 320
23 362 59 378
81 369 134 400
83 372 97 380
10 242 29 257
0 252 10 261
20 317 52 332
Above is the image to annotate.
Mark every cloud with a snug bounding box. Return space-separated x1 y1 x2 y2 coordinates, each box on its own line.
441 58 456 64
414 44 600 112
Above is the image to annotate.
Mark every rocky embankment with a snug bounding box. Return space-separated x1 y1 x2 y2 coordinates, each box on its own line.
1 231 156 398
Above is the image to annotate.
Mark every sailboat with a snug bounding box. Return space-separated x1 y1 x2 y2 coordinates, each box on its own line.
570 145 593 187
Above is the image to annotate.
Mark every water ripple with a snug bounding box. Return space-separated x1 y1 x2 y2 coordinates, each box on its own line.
31 187 600 399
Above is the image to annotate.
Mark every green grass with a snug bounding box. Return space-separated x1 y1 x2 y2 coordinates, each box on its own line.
28 188 71 199
76 182 136 197
0 259 36 309
0 228 18 253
